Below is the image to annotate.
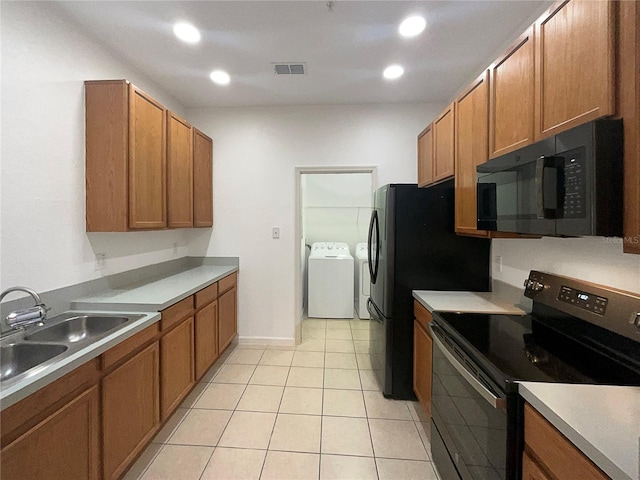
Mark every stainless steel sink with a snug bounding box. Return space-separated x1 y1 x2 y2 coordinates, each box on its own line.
24 315 130 343
0 343 68 382
0 311 149 388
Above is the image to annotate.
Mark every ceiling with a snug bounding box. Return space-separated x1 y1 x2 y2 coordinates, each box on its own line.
55 1 550 108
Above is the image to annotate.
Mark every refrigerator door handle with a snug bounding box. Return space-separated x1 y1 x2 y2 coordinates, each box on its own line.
368 210 379 284
367 299 382 323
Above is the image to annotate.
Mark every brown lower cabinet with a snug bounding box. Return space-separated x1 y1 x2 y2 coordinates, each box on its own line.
161 316 195 420
0 386 100 480
195 300 219 380
103 342 160 480
218 274 238 353
523 403 608 480
413 301 433 416
0 271 238 479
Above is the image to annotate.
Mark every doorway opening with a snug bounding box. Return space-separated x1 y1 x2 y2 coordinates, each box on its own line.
294 166 377 344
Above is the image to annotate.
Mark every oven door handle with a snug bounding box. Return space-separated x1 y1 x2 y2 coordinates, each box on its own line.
432 333 506 411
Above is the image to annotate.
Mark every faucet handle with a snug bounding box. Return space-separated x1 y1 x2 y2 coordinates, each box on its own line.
6 305 48 329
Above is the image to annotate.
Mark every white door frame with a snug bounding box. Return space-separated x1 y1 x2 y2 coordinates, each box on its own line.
293 165 378 343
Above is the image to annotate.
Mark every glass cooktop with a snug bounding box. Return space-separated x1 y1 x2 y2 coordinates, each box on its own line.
433 311 640 387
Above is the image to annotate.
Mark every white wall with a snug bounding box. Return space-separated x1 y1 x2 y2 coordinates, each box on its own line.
492 238 640 308
186 103 444 340
302 173 372 254
1 2 192 293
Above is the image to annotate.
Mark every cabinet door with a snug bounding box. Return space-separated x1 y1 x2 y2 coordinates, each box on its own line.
433 104 455 182
193 128 214 227
129 84 167 229
167 111 193 228
522 451 552 480
619 1 640 255
455 71 491 238
535 0 615 140
103 342 160 480
489 28 535 158
218 286 237 353
417 125 433 187
195 300 219 380
413 320 432 416
85 80 129 232
1 386 100 480
161 317 195 420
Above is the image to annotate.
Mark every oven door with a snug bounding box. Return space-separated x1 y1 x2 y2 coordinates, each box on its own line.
430 325 509 480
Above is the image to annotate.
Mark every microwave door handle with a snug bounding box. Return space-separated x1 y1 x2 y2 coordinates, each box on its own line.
535 157 546 219
431 333 506 411
536 156 562 219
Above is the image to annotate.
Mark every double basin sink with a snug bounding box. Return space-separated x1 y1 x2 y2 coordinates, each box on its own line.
0 312 145 385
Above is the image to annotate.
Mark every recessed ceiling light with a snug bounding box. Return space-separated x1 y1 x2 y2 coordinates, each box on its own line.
399 16 426 37
383 65 404 80
210 70 231 85
173 22 201 44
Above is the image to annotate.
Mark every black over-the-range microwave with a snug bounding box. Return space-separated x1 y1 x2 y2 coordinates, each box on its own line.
476 119 623 237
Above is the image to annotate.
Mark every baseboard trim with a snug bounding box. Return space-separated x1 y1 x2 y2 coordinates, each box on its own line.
237 336 296 346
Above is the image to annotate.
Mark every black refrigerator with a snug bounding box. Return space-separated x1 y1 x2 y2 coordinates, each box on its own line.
367 181 491 399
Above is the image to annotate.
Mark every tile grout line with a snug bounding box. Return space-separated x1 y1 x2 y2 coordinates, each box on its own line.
258 359 293 479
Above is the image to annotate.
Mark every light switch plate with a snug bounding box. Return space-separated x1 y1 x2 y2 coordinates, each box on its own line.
272 227 280 239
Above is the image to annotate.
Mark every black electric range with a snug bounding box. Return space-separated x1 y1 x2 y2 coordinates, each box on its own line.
429 271 640 480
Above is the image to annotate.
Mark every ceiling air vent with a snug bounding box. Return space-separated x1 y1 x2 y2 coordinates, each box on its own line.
273 63 307 75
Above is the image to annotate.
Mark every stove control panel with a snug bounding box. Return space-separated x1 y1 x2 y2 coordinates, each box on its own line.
524 270 640 342
558 286 608 315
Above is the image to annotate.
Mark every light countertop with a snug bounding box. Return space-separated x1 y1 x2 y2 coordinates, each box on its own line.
1 264 237 409
0 310 160 409
72 265 238 311
519 382 640 480
412 290 526 315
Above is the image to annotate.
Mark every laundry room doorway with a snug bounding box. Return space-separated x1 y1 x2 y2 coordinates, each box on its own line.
294 166 377 344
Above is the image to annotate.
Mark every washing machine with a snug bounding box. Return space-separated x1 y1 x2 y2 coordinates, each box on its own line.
354 243 370 319
308 242 354 318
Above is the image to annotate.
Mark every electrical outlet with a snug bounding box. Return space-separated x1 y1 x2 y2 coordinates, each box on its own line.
272 227 280 239
496 255 503 273
94 253 107 271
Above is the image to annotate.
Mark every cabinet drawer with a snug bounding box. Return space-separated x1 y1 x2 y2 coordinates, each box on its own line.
102 323 159 370
413 301 433 333
195 282 218 310
161 296 194 331
218 272 237 295
524 403 608 480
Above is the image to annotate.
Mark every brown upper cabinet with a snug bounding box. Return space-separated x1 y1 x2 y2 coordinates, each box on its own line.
489 28 535 158
534 0 615 140
167 112 194 228
618 1 640 255
193 128 214 228
417 124 434 187
417 103 455 189
128 85 167 229
85 80 213 232
488 0 615 159
432 103 455 183
455 71 491 238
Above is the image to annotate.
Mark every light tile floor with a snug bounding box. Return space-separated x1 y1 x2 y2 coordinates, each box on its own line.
125 317 440 480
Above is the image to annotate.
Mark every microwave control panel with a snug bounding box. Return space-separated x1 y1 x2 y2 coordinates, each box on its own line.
558 285 608 315
562 147 587 219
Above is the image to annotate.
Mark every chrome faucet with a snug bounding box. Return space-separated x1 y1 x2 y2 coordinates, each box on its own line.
1 287 49 330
